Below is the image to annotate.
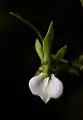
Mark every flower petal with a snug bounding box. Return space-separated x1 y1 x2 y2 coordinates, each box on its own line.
29 73 50 103
40 77 50 103
47 74 63 99
29 73 43 95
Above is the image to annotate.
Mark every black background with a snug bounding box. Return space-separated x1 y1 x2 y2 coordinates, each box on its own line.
0 0 83 119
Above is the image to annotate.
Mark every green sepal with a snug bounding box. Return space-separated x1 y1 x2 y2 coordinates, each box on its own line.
51 45 67 62
35 38 44 63
43 21 54 64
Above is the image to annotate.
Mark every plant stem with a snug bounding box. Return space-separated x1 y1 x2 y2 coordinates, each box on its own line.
9 12 44 41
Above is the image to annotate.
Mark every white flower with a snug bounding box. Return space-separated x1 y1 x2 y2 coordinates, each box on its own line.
29 73 63 103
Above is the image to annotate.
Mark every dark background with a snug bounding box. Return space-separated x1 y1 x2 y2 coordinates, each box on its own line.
0 0 83 119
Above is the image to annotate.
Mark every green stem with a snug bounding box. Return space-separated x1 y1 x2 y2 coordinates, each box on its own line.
9 12 44 41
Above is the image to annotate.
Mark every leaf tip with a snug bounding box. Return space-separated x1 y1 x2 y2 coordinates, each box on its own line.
9 12 12 14
64 45 67 49
49 20 53 29
50 20 53 25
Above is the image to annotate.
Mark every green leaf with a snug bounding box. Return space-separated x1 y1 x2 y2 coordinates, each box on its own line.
71 54 83 69
78 55 83 64
60 59 68 64
80 0 83 7
80 65 83 70
43 21 54 63
35 38 44 63
52 45 67 62
68 67 79 76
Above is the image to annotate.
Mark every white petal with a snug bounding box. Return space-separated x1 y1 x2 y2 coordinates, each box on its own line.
40 77 50 103
29 73 43 95
29 73 50 103
47 74 63 99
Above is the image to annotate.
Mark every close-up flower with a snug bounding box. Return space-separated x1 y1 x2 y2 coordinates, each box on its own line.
29 73 63 103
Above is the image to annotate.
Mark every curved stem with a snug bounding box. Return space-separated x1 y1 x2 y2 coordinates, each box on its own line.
9 12 44 41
